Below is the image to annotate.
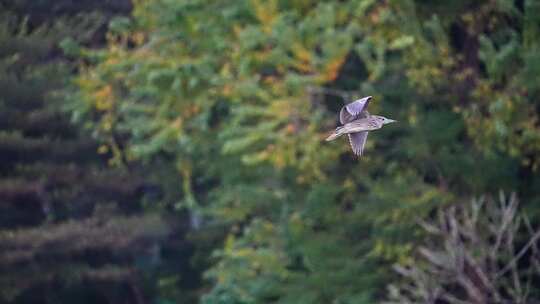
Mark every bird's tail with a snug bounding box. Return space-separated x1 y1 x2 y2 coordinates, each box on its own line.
325 126 346 141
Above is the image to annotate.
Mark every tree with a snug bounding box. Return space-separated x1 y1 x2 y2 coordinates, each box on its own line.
70 0 540 302
0 6 174 303
386 193 540 303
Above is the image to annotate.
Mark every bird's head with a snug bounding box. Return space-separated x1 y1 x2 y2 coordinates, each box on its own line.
372 115 397 125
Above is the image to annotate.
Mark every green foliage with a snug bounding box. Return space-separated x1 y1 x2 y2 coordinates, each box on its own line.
69 0 540 302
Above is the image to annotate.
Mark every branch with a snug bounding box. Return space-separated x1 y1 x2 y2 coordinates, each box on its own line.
496 230 540 279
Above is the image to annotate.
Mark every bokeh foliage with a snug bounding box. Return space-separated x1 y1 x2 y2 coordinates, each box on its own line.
69 0 540 303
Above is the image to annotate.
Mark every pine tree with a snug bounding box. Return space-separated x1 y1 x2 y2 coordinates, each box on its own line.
0 6 173 304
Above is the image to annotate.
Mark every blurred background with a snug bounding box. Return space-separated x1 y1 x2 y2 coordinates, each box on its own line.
1 0 540 303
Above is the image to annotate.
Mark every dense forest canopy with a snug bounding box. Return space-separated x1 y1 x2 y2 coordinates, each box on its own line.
1 0 540 303
0 1 199 303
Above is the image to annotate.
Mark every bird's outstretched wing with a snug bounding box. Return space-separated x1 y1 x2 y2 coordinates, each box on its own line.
339 96 372 124
348 131 368 156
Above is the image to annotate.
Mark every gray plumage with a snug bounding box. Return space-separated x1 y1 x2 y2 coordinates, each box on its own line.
326 96 396 156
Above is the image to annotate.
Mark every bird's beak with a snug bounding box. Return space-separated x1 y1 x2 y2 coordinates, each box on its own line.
388 119 397 124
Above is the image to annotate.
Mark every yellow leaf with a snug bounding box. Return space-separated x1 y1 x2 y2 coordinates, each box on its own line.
94 85 114 111
251 0 278 32
291 42 312 63
292 61 313 73
322 55 346 82
97 145 109 154
131 31 146 45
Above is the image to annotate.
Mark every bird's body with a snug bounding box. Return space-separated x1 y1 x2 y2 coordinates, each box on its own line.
326 96 396 156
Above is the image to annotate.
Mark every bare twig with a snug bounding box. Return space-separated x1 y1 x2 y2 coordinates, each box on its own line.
386 192 540 304
496 230 540 279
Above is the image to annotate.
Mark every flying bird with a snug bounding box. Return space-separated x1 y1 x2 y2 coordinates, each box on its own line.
325 96 396 156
